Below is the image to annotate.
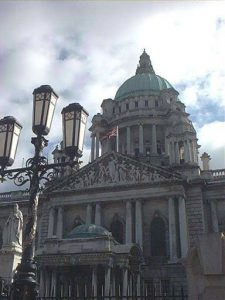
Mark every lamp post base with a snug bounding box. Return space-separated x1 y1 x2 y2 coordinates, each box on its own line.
11 260 38 300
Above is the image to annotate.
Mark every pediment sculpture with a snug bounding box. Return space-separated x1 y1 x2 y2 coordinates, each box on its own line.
50 152 179 192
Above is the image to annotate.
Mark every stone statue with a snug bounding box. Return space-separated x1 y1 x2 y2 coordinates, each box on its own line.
2 204 23 248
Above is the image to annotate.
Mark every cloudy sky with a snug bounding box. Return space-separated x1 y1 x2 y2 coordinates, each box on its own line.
1 1 225 192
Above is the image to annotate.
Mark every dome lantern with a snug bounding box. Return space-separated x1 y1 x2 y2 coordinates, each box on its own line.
136 49 155 75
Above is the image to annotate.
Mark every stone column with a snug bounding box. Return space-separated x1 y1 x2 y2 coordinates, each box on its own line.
137 274 141 297
178 197 189 257
39 269 45 297
45 271 50 297
86 204 92 225
189 140 194 162
92 267 97 297
139 124 144 154
125 201 132 243
174 142 180 163
210 200 219 232
126 126 131 155
95 203 101 225
168 197 177 261
91 134 96 161
96 132 100 158
165 137 170 156
193 140 198 163
122 268 128 299
169 141 174 164
48 207 55 238
50 269 57 297
135 200 143 249
56 206 63 239
184 140 188 162
111 270 116 300
152 124 157 154
105 266 111 297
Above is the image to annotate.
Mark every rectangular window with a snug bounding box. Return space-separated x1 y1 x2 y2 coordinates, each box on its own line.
135 101 138 108
126 103 129 110
119 106 121 113
155 100 159 107
113 107 115 114
145 100 149 107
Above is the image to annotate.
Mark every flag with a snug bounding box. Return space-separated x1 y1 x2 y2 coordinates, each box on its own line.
101 127 117 141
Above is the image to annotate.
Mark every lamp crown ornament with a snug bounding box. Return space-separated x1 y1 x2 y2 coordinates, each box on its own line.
0 85 88 300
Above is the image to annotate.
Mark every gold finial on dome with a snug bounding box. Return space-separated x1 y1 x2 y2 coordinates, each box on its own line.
136 49 155 75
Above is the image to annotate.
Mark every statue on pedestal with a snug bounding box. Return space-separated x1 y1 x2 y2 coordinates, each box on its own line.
2 204 23 248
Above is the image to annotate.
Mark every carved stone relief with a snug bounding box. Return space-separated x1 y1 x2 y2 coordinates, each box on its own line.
59 153 172 191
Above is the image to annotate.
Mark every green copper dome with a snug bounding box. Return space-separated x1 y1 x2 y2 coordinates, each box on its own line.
66 224 111 239
114 49 174 101
115 73 173 100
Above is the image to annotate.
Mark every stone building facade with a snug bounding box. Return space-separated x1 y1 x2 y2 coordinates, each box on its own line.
0 50 225 299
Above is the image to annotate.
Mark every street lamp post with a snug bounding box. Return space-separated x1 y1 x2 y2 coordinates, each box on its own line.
0 85 88 300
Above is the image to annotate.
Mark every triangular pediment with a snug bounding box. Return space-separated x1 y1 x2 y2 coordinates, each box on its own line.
46 152 182 192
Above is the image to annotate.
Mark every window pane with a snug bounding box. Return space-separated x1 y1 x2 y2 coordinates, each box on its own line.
46 102 55 129
78 122 85 151
6 131 12 157
65 119 73 147
0 132 6 156
34 101 43 125
74 119 79 148
10 132 18 160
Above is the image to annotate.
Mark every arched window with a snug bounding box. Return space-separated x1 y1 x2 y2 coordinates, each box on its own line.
110 215 124 244
150 216 167 256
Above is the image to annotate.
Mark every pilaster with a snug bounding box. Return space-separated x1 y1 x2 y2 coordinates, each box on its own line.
178 196 189 257
95 203 101 225
125 201 132 243
135 200 143 248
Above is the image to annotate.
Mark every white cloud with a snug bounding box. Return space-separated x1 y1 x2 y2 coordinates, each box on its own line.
198 121 225 169
0 1 225 192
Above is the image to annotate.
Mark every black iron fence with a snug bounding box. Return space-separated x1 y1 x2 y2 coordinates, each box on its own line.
36 296 188 300
1 295 188 300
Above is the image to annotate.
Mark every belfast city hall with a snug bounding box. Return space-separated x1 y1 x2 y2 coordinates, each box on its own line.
0 50 225 300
